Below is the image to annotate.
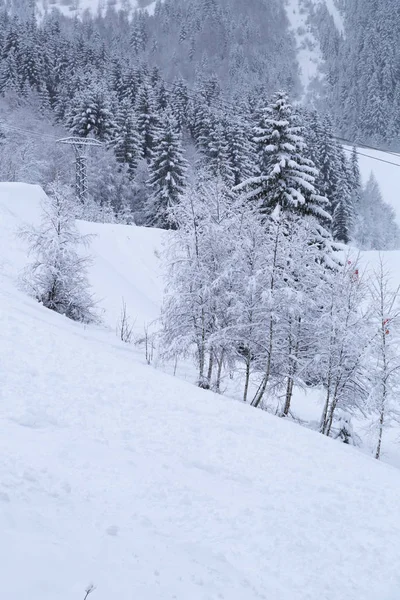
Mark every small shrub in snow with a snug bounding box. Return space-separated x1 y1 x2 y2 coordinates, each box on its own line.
116 298 135 343
333 410 357 446
19 181 98 324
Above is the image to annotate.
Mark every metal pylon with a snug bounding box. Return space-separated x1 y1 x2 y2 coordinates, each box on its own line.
57 136 103 203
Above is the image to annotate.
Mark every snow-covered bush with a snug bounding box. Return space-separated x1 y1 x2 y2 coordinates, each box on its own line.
19 181 98 324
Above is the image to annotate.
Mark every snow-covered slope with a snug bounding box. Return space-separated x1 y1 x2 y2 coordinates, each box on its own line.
285 0 344 96
0 183 164 332
2 183 400 600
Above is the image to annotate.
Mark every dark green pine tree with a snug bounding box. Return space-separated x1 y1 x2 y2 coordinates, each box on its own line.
0 47 20 94
332 152 354 244
198 118 234 185
348 146 361 211
113 99 142 178
146 110 188 229
2 16 21 60
135 80 161 161
239 91 331 225
303 111 342 215
19 22 42 92
170 77 189 132
225 116 255 186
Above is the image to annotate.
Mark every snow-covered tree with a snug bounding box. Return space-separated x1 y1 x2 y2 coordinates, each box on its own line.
238 92 331 227
367 258 400 459
19 181 97 323
355 173 400 251
146 110 188 229
135 80 160 160
113 98 142 178
66 84 117 142
317 257 371 436
161 171 235 388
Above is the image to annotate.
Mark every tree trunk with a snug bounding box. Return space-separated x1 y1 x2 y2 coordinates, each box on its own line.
282 376 294 417
375 404 385 460
243 354 251 403
205 349 214 389
251 316 274 408
320 386 331 434
215 349 225 394
282 316 301 417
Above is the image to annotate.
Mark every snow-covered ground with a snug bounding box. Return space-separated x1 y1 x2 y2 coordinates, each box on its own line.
3 182 400 600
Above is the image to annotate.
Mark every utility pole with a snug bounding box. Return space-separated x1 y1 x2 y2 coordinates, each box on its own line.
57 136 103 203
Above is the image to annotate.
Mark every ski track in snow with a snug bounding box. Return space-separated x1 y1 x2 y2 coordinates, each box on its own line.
2 183 400 599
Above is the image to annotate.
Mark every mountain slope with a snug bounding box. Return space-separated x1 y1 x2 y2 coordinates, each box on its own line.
285 0 344 96
2 183 400 600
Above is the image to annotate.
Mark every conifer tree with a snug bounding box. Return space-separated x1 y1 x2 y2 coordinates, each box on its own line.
238 92 331 226
332 153 354 244
170 77 189 132
135 80 160 160
198 119 234 185
146 110 188 229
67 84 117 142
225 116 254 186
113 99 142 178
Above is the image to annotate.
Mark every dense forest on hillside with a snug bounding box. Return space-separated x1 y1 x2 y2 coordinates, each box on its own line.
0 0 397 249
308 0 400 148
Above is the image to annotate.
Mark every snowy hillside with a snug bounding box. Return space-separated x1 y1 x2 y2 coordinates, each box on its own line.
285 0 343 95
2 183 400 600
0 183 164 331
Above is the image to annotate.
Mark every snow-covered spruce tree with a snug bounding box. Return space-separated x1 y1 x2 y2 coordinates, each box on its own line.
367 257 400 460
135 80 161 161
332 154 354 245
146 110 188 229
19 181 97 323
235 93 341 412
197 117 235 185
225 115 255 187
303 111 355 244
113 98 142 178
238 91 331 227
303 111 340 208
66 83 117 142
348 146 361 221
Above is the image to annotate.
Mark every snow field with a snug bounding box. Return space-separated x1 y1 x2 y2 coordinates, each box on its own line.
2 183 400 599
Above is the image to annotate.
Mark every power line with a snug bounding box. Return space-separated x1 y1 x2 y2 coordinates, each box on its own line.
333 134 400 159
0 121 58 141
342 146 400 168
